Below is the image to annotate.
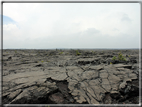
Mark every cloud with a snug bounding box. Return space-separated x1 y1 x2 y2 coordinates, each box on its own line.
3 23 18 31
82 28 100 37
3 3 140 49
121 13 131 22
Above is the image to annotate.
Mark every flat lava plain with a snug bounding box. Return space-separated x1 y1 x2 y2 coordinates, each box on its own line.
2 49 141 104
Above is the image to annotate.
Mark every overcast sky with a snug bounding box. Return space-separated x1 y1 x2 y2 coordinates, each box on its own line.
3 3 140 49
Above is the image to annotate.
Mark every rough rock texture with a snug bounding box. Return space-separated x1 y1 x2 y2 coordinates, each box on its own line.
2 49 141 104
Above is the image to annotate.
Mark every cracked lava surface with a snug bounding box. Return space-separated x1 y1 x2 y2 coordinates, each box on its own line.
2 49 140 104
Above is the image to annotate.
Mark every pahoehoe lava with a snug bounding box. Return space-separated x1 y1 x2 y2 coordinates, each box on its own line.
2 49 141 104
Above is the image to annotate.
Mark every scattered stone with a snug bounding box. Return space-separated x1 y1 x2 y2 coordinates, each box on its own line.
103 93 112 104
49 92 64 104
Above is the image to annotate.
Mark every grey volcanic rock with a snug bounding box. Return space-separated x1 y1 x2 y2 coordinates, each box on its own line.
49 92 64 104
2 49 140 104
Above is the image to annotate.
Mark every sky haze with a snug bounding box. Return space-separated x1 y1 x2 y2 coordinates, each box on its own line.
3 3 140 49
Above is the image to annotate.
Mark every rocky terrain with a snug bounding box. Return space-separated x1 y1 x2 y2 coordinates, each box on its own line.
2 49 141 105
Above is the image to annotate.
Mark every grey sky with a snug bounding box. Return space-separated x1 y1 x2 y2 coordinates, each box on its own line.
3 3 140 49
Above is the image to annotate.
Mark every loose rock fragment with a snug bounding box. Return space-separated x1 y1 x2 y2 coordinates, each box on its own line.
49 92 64 104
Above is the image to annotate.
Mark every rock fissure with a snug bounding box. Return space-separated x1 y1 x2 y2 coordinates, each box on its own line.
105 69 113 91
